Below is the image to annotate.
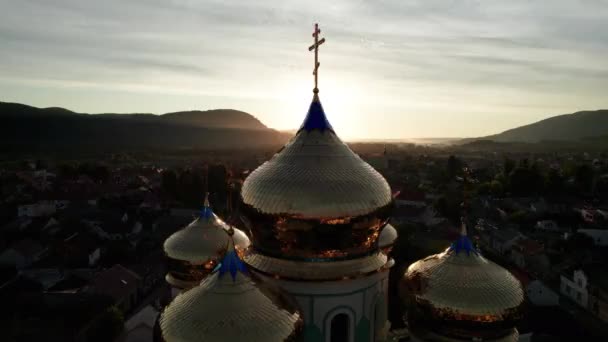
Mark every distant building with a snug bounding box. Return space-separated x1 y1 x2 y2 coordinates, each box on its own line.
63 232 101 267
119 305 159 342
84 264 142 314
561 269 589 308
577 229 608 246
490 229 522 255
535 220 561 232
560 265 608 322
527 280 559 306
511 238 544 269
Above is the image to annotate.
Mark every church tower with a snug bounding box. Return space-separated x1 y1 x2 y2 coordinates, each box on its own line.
163 193 250 296
401 223 525 341
240 24 396 342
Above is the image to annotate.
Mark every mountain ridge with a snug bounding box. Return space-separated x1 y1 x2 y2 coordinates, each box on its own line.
465 109 608 143
0 101 289 153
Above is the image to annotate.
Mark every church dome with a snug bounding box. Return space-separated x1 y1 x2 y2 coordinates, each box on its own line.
163 196 251 289
240 94 393 260
160 234 303 342
401 225 524 341
378 223 398 254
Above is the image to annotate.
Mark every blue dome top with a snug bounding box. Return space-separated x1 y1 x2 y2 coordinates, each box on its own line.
199 193 214 220
298 95 333 132
216 237 248 282
448 223 479 256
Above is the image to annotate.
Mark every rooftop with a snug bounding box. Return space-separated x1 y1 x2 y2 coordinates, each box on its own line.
84 264 141 302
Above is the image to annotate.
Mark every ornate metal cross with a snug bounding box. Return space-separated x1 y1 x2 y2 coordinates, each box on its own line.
308 23 326 94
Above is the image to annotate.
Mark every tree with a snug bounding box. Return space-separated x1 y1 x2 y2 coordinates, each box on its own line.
446 155 462 180
509 167 531 195
575 164 594 194
208 164 229 213
161 169 178 199
503 157 516 177
177 169 204 207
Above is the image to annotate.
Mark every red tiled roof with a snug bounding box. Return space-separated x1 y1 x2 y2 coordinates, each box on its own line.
85 264 141 302
514 238 544 255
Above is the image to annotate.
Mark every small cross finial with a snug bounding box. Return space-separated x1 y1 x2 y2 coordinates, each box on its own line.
204 192 210 207
308 23 326 94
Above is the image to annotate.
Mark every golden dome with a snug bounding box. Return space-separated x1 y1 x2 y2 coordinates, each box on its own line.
240 94 393 260
378 223 398 254
402 225 524 340
160 238 303 342
163 196 251 289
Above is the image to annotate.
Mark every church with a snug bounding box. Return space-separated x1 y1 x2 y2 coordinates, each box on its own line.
156 24 525 342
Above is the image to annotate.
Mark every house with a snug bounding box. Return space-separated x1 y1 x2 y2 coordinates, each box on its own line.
63 232 101 267
394 189 426 209
530 199 548 214
578 208 596 223
118 305 159 342
0 238 47 269
490 229 522 255
577 264 608 323
577 229 608 246
561 265 608 322
510 238 544 270
419 207 447 227
84 264 142 314
535 220 561 232
527 280 559 306
561 269 589 308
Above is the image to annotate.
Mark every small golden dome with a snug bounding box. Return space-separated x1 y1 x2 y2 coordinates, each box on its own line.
378 223 398 254
240 95 393 260
160 239 303 342
402 225 524 340
163 196 250 289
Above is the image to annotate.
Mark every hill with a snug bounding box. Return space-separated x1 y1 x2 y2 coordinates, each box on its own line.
0 102 289 154
480 110 608 143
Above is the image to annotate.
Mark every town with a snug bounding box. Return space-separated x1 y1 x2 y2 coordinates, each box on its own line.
1 143 607 341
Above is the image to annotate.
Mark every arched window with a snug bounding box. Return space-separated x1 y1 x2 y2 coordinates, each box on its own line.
330 313 350 342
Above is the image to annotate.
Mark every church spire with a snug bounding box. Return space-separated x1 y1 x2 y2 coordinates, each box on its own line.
308 23 326 96
299 23 333 132
449 167 478 255
200 192 213 220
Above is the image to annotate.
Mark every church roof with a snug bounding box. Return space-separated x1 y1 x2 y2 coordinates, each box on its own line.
298 94 333 132
403 225 524 321
163 196 250 263
241 94 392 219
160 238 303 342
378 223 398 249
163 195 250 288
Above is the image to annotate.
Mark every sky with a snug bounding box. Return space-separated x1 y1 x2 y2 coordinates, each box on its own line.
1 0 608 140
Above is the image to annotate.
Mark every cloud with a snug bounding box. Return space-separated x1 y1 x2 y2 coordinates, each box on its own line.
1 0 607 138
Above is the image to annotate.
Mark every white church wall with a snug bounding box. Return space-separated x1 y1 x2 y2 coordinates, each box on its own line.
255 268 391 342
